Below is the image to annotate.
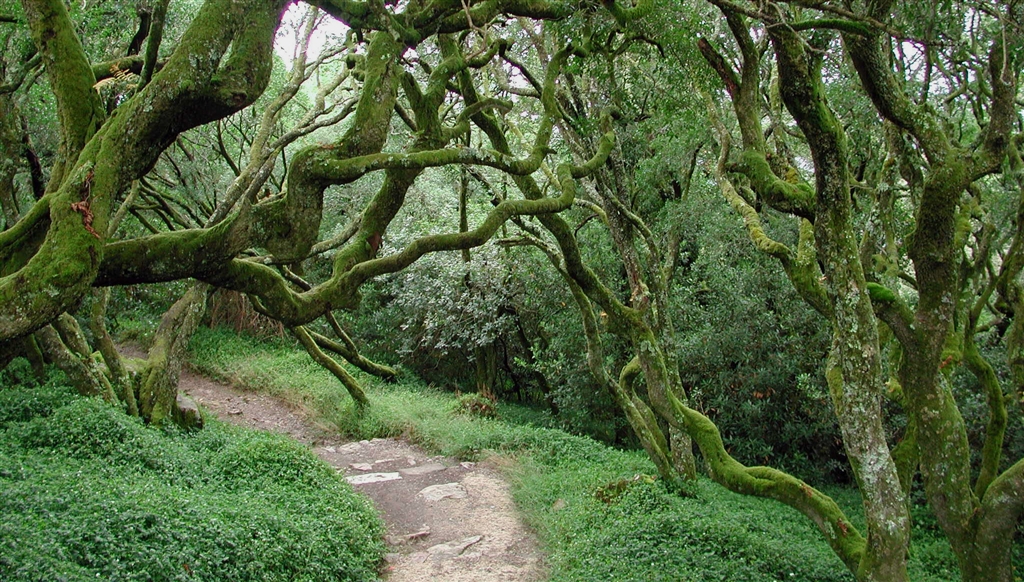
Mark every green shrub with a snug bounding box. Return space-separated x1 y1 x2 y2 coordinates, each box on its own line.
0 358 40 388
0 382 384 582
0 367 76 425
453 392 499 419
210 430 339 491
533 476 854 582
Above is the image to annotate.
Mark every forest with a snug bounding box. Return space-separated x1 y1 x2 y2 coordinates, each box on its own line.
1 0 1024 580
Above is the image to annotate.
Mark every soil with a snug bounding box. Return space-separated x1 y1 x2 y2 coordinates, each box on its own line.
176 366 548 582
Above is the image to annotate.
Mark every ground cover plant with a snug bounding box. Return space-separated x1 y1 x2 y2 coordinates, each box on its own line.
0 362 385 582
188 328 965 581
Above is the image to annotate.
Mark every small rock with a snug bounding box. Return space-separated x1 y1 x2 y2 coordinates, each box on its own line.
228 409 242 415
323 446 337 453
384 553 402 563
359 439 370 445
427 535 483 558
399 463 446 476
417 482 468 501
552 498 567 511
346 472 402 485
350 462 373 471
373 458 397 464
174 393 203 428
460 461 475 469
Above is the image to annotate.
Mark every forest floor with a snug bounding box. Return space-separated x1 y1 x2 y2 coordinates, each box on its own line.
176 365 548 582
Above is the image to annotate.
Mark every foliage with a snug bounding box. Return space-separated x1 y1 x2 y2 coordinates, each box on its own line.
0 362 73 423
189 331 965 581
0 371 385 581
670 199 841 481
453 391 499 419
4 0 1024 576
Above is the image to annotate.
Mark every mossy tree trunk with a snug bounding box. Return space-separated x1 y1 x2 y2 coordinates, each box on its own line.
843 3 1023 578
487 24 702 483
705 1 1024 579
700 11 909 577
137 284 210 426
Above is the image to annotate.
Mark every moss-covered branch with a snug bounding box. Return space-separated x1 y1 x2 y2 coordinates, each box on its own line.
35 323 114 400
730 150 815 218
21 0 104 186
95 201 252 286
293 325 369 407
0 0 285 342
844 26 952 163
139 0 169 86
963 336 1007 500
310 329 398 381
344 132 613 286
90 288 137 414
971 457 1024 581
866 282 917 350
787 18 873 36
669 396 866 572
306 143 556 184
707 98 829 317
603 0 652 25
542 233 679 483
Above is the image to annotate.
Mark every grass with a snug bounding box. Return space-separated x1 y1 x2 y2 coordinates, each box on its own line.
188 326 966 582
0 362 384 582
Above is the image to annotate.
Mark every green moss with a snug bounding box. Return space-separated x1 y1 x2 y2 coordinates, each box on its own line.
866 282 897 303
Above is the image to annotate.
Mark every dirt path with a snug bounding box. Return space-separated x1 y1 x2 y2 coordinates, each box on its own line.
177 367 547 582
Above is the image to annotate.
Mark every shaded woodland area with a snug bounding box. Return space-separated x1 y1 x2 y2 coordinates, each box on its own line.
3 0 1024 579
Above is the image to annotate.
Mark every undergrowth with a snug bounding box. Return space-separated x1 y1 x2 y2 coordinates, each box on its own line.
0 362 384 582
188 326 964 581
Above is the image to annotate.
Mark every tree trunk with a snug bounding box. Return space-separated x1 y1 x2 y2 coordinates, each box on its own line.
770 25 910 580
474 344 498 398
137 284 210 425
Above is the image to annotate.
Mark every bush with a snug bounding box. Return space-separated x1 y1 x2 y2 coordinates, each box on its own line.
0 382 384 582
453 392 499 419
0 366 75 425
210 431 340 491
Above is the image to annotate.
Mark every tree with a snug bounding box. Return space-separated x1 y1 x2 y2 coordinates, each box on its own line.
480 1 1024 579
0 0 619 424
694 1 1024 580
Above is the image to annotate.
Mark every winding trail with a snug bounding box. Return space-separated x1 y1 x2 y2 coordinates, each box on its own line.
177 367 547 581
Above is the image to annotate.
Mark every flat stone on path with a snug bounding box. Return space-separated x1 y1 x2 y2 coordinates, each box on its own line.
350 462 374 471
346 472 402 485
399 462 446 476
417 482 468 501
